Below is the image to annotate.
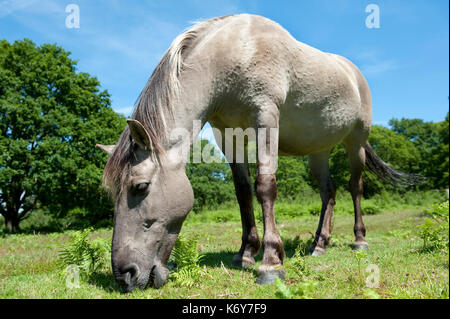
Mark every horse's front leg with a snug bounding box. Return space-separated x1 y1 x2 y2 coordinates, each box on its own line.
254 112 286 285
213 125 261 268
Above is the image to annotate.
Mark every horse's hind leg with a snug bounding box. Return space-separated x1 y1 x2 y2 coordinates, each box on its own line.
308 150 336 256
229 162 261 268
344 139 369 250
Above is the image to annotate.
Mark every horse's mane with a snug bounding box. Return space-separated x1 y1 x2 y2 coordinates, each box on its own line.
102 16 233 195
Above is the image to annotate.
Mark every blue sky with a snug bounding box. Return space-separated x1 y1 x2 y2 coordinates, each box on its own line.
0 0 448 141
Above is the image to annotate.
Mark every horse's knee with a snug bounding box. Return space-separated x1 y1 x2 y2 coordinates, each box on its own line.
235 177 252 192
235 181 253 205
254 174 277 203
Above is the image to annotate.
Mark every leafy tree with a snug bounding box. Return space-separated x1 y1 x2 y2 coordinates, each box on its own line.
276 156 314 199
0 39 125 232
186 139 234 212
368 125 422 173
389 118 439 153
389 116 449 188
328 125 421 196
329 143 351 192
430 113 449 188
365 125 422 194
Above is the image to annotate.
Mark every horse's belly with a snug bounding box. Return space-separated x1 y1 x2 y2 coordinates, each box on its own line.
278 98 359 156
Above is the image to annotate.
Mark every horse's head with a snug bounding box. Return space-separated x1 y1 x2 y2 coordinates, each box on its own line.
97 119 194 292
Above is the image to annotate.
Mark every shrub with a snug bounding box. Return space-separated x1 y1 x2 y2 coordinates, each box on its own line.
354 249 368 285
418 201 449 252
362 202 382 215
287 250 311 280
308 204 322 216
274 277 318 299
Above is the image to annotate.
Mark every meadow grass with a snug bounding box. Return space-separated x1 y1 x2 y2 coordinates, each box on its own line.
0 193 448 299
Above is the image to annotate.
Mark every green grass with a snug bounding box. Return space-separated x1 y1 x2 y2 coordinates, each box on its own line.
186 190 446 224
1 203 448 299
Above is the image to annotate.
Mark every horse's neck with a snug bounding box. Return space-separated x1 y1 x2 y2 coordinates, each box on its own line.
162 95 211 164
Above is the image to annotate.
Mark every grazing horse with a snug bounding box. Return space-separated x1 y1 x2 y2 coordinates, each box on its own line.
97 14 419 292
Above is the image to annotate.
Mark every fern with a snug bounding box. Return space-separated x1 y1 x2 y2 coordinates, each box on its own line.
58 228 110 279
169 234 204 287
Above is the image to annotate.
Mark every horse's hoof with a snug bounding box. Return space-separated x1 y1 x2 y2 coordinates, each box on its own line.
232 254 255 268
256 265 286 285
311 246 326 256
352 241 369 250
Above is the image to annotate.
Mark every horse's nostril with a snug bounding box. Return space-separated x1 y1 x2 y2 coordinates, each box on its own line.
124 264 139 278
117 263 140 290
122 271 131 286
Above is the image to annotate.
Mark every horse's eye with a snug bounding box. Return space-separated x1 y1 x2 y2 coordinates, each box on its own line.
143 219 154 230
135 182 150 193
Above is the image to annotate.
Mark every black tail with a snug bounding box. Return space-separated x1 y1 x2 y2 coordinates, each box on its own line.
363 143 425 186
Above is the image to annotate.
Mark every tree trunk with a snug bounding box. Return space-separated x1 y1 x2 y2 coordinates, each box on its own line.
4 214 19 233
2 189 35 233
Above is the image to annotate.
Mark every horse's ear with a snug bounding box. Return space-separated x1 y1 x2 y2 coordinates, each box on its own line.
96 144 115 155
127 119 152 151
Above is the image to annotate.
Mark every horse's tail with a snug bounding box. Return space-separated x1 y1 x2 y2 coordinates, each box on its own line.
363 142 424 186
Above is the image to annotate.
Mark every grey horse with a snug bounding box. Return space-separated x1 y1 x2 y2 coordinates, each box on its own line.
97 14 419 292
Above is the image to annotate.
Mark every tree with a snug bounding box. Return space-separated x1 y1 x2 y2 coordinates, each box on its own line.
185 139 234 212
365 125 422 194
0 39 126 232
389 116 449 188
328 125 421 196
276 156 314 199
430 113 449 188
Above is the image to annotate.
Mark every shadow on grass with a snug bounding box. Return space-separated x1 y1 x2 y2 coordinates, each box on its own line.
199 235 315 272
282 235 314 258
200 250 259 277
88 272 121 293
200 250 235 268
